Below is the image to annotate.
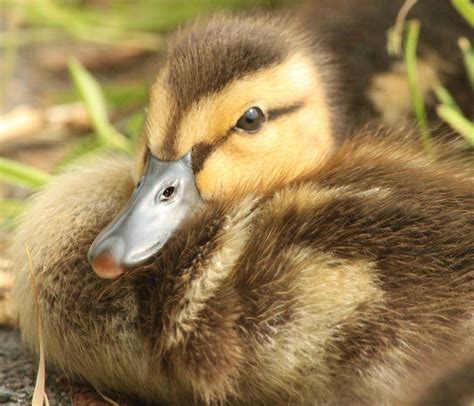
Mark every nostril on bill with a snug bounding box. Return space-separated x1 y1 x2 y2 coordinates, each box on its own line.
91 250 125 279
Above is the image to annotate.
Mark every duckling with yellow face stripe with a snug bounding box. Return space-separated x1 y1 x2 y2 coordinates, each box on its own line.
10 14 473 405
89 15 340 278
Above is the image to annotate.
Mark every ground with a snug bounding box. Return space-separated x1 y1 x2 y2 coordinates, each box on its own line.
0 328 70 405
0 327 135 405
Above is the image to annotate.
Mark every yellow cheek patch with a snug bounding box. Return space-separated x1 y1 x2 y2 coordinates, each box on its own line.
196 104 334 200
192 54 334 199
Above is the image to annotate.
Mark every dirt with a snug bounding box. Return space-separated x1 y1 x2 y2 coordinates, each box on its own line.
0 327 134 405
0 327 70 405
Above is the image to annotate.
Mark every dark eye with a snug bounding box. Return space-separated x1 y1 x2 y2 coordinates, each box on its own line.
161 186 176 201
235 107 265 132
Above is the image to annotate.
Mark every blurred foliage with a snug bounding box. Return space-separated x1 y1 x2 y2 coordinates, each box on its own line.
388 0 474 149
0 157 51 189
68 58 131 151
452 0 474 27
1 0 283 48
0 199 27 220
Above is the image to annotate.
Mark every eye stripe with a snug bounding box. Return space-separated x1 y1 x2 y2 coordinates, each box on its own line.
143 146 150 164
267 101 304 121
192 128 234 173
192 143 215 173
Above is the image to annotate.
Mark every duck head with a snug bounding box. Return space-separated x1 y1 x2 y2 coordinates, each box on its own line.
89 15 340 278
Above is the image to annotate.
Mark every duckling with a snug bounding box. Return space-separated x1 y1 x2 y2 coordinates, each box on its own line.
10 15 473 405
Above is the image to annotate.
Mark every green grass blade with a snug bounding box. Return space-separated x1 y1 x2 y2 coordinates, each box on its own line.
459 37 474 89
437 105 474 146
68 58 131 152
451 0 474 27
433 84 462 112
0 199 27 219
0 157 51 189
404 19 432 151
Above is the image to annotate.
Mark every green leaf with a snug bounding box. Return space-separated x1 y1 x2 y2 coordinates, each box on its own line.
0 158 51 189
68 58 131 152
451 0 474 27
403 20 432 152
437 105 474 146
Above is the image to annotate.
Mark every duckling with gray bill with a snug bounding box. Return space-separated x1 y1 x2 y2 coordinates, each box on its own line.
9 14 474 405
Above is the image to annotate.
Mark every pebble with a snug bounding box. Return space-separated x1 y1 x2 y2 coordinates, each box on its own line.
0 386 15 402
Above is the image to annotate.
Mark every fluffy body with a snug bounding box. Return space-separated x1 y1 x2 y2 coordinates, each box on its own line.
11 129 473 404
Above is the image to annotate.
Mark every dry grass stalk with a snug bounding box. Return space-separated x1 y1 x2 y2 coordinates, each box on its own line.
26 247 49 406
389 0 418 56
96 389 121 406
